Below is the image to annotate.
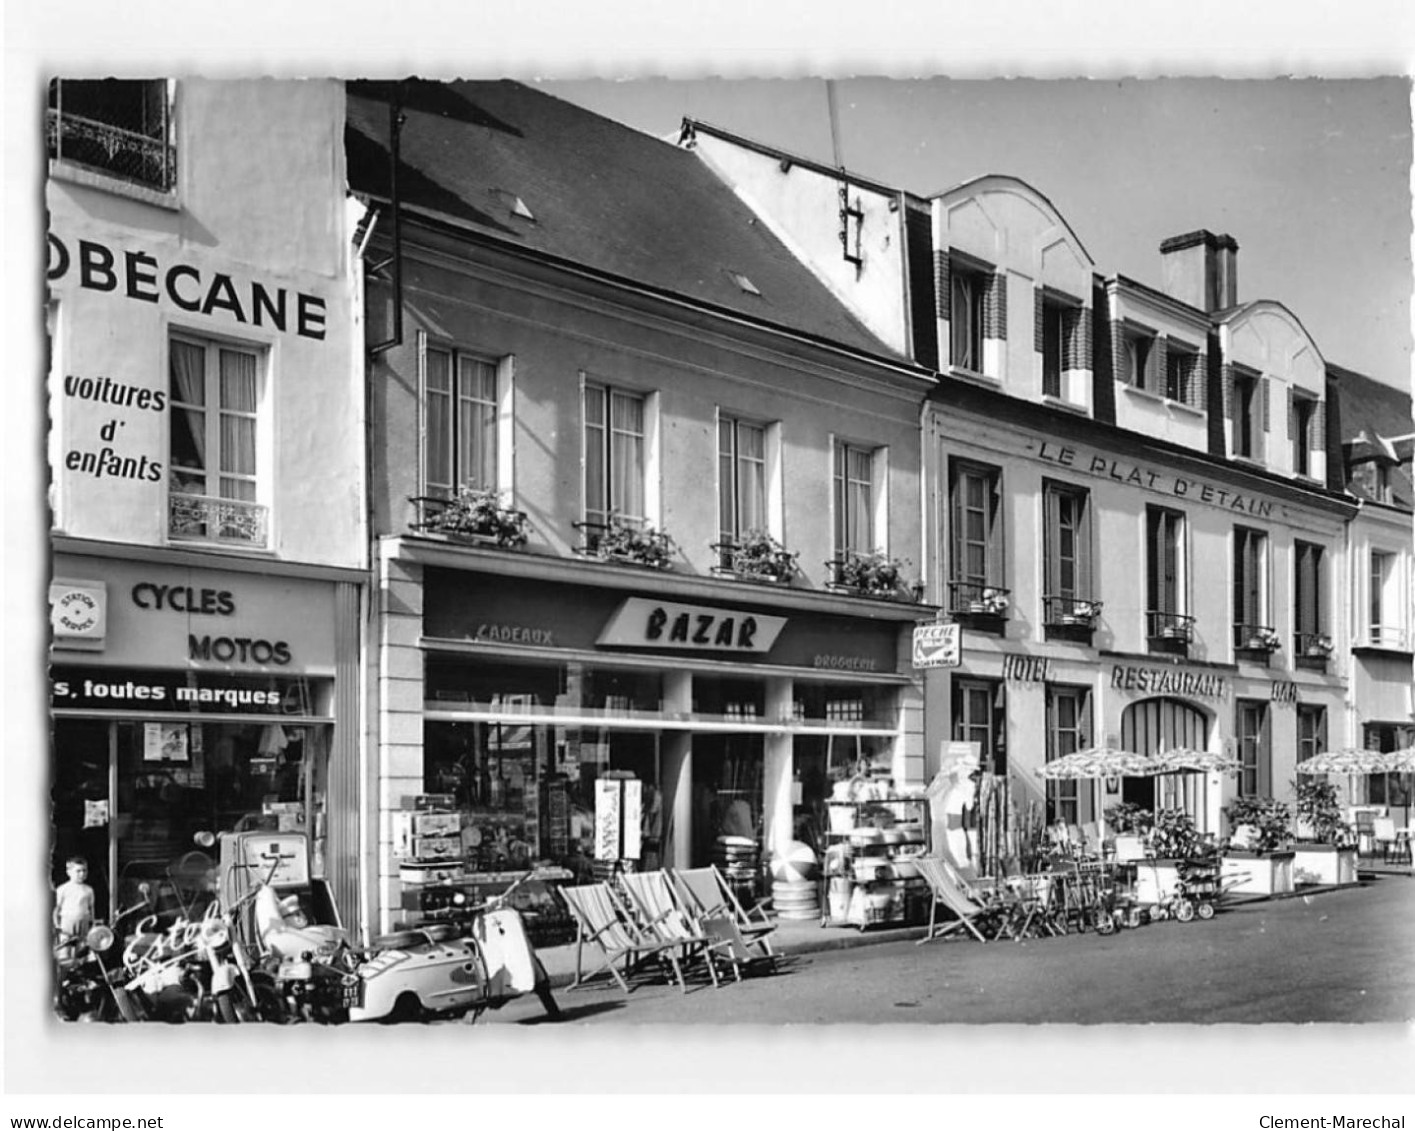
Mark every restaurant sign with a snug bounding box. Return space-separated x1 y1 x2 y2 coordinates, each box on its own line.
1110 664 1229 700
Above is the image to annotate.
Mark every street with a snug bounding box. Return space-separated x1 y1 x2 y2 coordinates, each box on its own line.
482 874 1415 1025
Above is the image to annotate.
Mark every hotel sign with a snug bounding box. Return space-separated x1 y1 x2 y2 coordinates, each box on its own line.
598 597 787 653
1032 440 1290 521
1110 664 1229 700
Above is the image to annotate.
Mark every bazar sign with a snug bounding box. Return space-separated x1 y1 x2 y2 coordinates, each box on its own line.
1033 440 1284 520
1110 665 1229 700
598 598 786 653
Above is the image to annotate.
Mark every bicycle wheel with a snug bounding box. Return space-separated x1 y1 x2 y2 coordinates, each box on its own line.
1196 901 1216 921
1174 900 1196 923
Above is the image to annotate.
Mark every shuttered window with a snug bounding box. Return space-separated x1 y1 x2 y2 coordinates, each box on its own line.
1237 700 1271 797
1043 481 1092 603
1294 540 1325 640
1146 507 1185 616
950 462 1003 590
1233 527 1268 637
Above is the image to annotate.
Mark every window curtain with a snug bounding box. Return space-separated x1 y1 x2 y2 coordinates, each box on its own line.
168 339 207 494
424 346 453 495
457 356 498 491
609 391 644 522
736 423 766 535
218 349 257 501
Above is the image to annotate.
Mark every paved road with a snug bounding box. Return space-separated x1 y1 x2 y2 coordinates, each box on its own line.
480 873 1415 1025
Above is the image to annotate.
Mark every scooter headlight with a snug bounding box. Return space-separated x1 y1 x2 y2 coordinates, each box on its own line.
85 925 114 952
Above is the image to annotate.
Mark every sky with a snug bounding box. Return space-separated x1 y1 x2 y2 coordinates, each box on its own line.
537 77 1414 388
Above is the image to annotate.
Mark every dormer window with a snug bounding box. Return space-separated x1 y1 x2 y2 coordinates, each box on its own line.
950 263 986 373
1165 342 1200 406
1122 327 1156 391
1291 393 1318 477
1231 368 1264 460
1041 294 1082 399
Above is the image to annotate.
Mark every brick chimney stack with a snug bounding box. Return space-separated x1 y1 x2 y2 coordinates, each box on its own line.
1159 230 1239 312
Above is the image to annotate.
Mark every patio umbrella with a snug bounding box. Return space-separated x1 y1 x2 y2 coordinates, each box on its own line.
1295 748 1394 775
1148 748 1243 834
1036 747 1159 836
1377 747 1415 774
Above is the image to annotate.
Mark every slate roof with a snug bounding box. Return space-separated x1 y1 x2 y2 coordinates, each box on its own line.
1330 363 1413 509
345 80 901 360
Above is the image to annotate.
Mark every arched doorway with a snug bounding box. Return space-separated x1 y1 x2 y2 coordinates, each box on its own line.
1120 697 1210 818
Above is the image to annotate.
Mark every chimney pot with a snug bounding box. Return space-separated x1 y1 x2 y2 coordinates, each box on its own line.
1159 229 1238 312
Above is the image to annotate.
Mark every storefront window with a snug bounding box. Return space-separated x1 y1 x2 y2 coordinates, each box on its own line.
693 675 766 720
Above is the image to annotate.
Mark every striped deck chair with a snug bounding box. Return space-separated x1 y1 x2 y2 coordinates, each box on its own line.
559 881 689 994
619 870 723 988
670 866 777 970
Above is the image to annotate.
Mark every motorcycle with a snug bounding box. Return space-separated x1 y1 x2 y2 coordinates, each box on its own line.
54 911 145 1023
349 871 560 1024
252 883 361 1023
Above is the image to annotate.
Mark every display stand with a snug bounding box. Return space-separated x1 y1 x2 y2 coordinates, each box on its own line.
819 798 930 930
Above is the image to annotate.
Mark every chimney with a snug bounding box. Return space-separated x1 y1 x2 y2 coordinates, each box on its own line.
1159 230 1239 312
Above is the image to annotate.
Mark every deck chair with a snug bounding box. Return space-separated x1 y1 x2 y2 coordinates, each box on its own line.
619 870 723 988
1373 817 1400 863
914 857 1002 943
671 866 777 965
559 881 690 994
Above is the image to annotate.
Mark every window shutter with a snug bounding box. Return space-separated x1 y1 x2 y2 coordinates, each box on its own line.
985 271 1007 341
1286 388 1295 442
948 470 962 583
1222 364 1234 420
987 472 1004 586
935 251 951 322
1260 377 1270 434
1192 350 1208 410
1313 401 1326 455
1257 708 1272 797
1043 488 1060 598
1034 289 1044 353
1078 492 1093 599
1152 336 1168 394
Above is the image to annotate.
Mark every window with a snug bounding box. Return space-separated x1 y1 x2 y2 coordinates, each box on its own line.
1043 481 1093 622
718 416 768 559
1041 301 1067 397
1236 700 1271 797
1349 461 1392 504
950 262 987 373
1297 704 1327 769
1294 540 1326 654
47 79 174 193
949 461 1003 608
1232 527 1270 647
1122 328 1155 392
1370 550 1398 646
1232 369 1263 459
168 332 266 547
1046 686 1092 824
1292 395 1317 477
1145 506 1187 636
1166 343 1198 405
833 441 876 559
584 383 646 531
953 677 1006 775
424 345 499 498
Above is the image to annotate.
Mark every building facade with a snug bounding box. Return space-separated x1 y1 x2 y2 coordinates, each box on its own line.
348 82 934 933
46 79 367 924
683 123 1367 838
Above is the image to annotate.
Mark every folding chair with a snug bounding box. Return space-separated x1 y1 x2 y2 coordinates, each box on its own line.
619 870 723 988
914 857 1002 944
559 882 690 994
671 866 777 966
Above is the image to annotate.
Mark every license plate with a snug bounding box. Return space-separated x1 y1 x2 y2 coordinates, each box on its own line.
340 979 362 1008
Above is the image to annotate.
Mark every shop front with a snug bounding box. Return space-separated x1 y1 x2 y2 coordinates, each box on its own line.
49 552 360 922
374 557 923 931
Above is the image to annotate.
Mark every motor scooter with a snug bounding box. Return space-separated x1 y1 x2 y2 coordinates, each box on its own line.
54 905 146 1023
349 871 559 1024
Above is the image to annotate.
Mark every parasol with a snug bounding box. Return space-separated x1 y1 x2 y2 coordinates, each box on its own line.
1036 747 1160 780
1377 747 1415 774
1295 748 1395 775
1149 747 1242 834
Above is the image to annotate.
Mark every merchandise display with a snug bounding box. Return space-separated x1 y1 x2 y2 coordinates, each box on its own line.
819 789 930 930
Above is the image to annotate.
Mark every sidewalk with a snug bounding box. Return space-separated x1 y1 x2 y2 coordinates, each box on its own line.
536 870 1407 990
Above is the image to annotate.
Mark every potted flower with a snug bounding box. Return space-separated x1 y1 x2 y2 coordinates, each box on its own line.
835 550 911 600
1304 634 1334 658
598 512 676 569
1105 802 1153 863
719 529 798 583
1061 599 1101 625
981 587 1010 615
419 486 529 548
1221 796 1296 896
1133 808 1203 904
1245 627 1281 652
1291 778 1358 886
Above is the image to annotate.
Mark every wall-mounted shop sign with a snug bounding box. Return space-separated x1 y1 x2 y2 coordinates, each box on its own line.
1002 654 1051 684
1032 440 1289 521
1270 681 1299 704
50 666 327 716
1110 664 1229 700
474 623 555 646
49 579 107 649
598 597 787 653
47 234 329 341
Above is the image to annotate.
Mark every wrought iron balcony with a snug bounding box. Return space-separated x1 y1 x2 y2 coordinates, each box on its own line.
169 493 268 549
1043 594 1102 627
1234 623 1281 652
1295 631 1334 671
46 108 176 193
1146 610 1195 655
946 580 1011 618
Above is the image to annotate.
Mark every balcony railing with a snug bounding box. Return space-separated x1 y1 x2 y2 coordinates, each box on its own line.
46 108 176 193
1043 594 1102 627
946 580 1011 618
169 493 268 549
1146 610 1195 654
710 537 797 585
1295 631 1334 670
1367 626 1409 650
408 493 529 547
1234 622 1281 652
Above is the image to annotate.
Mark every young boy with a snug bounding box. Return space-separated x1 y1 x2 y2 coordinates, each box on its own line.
53 855 96 943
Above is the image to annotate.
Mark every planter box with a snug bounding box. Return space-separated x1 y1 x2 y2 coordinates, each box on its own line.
1292 844 1358 887
1134 859 1183 904
1221 850 1296 896
1114 834 1147 863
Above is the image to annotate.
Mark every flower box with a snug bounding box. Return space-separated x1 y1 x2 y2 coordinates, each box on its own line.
1134 858 1183 905
1114 834 1147 863
1291 844 1358 887
1221 850 1296 897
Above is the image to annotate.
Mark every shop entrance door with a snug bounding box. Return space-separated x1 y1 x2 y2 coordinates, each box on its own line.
51 718 113 919
1120 697 1210 820
691 734 765 866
